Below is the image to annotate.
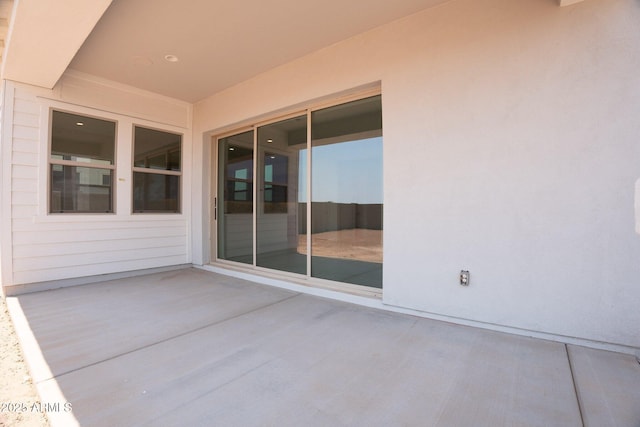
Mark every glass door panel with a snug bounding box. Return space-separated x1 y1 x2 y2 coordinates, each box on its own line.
256 115 307 275
217 130 254 264
310 95 383 288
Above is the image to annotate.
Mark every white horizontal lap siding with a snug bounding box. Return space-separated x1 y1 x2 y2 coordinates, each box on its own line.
11 203 37 219
11 219 189 284
11 218 185 233
10 90 40 231
11 164 37 180
13 239 186 271
12 234 186 258
13 256 187 284
8 84 191 286
12 223 186 245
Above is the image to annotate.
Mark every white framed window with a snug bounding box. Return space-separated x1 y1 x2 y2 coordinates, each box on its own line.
132 125 182 213
49 110 117 213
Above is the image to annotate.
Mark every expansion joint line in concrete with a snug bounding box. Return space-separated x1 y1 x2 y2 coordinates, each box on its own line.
47 293 302 382
565 344 585 427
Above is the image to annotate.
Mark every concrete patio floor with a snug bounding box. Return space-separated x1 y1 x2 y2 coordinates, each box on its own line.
7 268 640 427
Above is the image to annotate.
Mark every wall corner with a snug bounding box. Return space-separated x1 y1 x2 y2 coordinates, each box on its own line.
0 80 15 289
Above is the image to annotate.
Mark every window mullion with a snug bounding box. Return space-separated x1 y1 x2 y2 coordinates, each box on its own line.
132 167 181 176
252 127 258 267
50 159 115 170
306 109 312 279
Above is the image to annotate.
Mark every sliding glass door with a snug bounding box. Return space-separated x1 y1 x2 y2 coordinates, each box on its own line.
217 130 254 264
216 95 382 289
310 96 383 287
256 115 307 275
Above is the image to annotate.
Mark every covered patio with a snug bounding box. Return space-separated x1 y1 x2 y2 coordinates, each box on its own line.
7 268 640 426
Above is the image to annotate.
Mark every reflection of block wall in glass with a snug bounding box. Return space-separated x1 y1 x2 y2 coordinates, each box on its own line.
311 95 383 288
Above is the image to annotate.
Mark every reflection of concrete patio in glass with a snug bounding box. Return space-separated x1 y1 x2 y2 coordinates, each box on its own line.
257 228 382 288
255 250 382 288
231 229 383 288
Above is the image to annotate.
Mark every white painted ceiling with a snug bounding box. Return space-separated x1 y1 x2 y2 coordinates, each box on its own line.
68 0 450 103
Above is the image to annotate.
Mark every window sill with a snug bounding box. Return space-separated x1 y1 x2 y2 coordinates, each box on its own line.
32 212 186 224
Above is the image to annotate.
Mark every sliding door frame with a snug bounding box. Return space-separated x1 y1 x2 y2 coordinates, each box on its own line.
210 86 382 298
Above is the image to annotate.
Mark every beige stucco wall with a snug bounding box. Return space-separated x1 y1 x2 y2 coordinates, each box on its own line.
192 0 640 349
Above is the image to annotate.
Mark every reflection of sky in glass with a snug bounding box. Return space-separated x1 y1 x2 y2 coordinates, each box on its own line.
299 137 382 204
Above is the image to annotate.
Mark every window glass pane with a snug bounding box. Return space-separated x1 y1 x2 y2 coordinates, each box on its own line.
133 172 180 213
134 127 181 171
310 95 383 288
51 111 115 165
50 165 113 213
263 153 288 213
221 136 254 214
218 130 254 264
256 115 307 275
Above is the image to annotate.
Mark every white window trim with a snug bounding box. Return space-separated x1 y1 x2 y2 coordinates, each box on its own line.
48 109 118 214
36 98 190 222
131 124 183 214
